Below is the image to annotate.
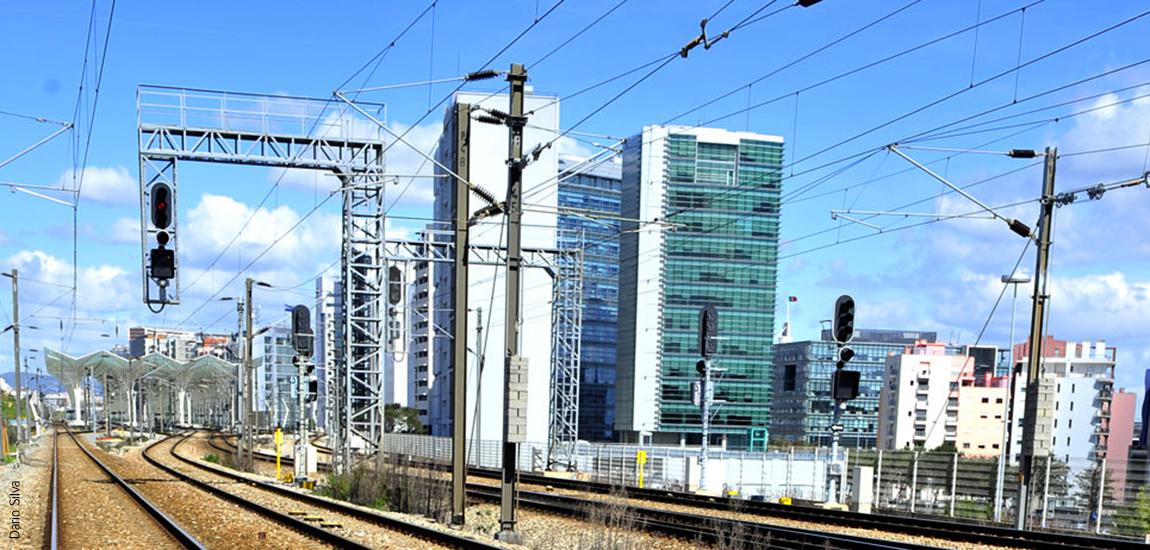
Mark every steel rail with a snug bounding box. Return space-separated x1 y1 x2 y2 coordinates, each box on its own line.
60 426 206 549
173 432 501 550
467 483 941 550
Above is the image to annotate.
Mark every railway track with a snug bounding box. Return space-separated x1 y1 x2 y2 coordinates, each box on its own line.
218 433 1144 550
51 426 204 549
466 483 941 550
164 431 502 549
492 470 1145 550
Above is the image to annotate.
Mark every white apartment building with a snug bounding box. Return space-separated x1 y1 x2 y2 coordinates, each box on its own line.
875 347 1011 459
408 257 435 427
315 276 341 429
429 91 559 443
1008 338 1118 474
878 341 978 451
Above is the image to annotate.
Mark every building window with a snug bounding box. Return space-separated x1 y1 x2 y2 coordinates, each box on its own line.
784 364 797 392
963 443 971 449
981 397 989 403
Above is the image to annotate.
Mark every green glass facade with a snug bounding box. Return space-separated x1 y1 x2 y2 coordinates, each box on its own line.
658 133 783 445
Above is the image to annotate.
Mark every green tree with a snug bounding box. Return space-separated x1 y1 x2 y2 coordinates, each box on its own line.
1074 461 1117 528
383 403 426 434
1115 486 1150 538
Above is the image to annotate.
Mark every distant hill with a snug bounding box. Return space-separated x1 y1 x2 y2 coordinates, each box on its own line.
0 371 68 394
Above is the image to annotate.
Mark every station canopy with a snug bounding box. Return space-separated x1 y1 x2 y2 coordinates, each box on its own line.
44 348 236 388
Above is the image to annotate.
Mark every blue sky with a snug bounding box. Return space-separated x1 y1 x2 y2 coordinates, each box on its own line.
1 0 1148 406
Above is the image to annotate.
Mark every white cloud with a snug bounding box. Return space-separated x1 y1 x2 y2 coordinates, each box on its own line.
3 250 136 327
180 193 341 273
382 121 443 208
111 217 140 244
59 166 136 206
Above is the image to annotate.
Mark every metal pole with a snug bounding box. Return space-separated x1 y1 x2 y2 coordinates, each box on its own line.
949 452 958 517
451 102 472 526
1041 454 1051 528
830 399 843 503
245 277 255 472
1017 147 1057 530
1095 458 1107 534
875 450 884 507
995 283 1021 522
8 270 22 445
700 357 712 493
911 451 920 514
497 62 527 544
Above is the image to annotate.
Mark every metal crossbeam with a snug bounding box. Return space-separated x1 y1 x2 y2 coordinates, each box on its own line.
136 86 388 473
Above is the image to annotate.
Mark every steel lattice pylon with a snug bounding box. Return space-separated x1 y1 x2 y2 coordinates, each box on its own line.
548 232 583 470
334 172 386 472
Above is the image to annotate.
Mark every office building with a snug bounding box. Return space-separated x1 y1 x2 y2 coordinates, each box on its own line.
616 125 782 447
772 328 940 447
557 155 622 442
129 327 197 361
429 91 560 443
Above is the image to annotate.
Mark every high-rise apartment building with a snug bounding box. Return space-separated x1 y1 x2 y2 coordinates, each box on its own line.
557 155 621 442
616 126 782 447
408 253 435 427
429 92 560 443
1008 338 1122 477
878 341 1007 454
315 276 341 429
771 329 939 447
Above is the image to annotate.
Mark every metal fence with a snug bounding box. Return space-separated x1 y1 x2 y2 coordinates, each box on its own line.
381 434 842 500
380 434 1150 539
846 450 1150 538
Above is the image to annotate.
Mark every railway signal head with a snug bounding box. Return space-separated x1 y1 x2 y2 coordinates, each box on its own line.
151 183 173 230
832 369 860 400
698 304 718 357
291 305 314 357
832 295 855 344
149 247 175 281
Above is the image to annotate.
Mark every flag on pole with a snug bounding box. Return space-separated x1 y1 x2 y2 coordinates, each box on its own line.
788 296 798 302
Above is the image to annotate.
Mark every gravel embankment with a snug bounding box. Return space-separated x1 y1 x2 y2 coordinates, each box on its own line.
172 433 466 549
57 430 185 549
0 430 54 549
483 475 1012 550
92 434 332 549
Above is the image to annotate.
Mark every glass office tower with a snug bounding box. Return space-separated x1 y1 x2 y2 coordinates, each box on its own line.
558 156 622 442
617 126 783 448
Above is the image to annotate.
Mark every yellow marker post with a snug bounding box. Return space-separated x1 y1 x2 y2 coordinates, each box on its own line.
636 450 648 488
274 428 283 481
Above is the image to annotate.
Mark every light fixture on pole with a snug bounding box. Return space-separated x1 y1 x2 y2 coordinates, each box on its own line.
994 273 1031 524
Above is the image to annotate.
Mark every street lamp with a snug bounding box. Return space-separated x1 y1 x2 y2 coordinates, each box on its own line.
995 273 1032 524
236 278 272 472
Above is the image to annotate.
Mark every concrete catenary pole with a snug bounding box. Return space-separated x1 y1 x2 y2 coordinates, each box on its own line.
497 63 528 543
1016 148 1056 530
451 101 472 526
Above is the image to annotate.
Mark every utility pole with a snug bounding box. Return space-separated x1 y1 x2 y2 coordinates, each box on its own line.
5 270 22 446
474 307 484 455
245 277 256 473
451 101 472 526
1017 147 1057 530
697 305 718 494
497 62 528 544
